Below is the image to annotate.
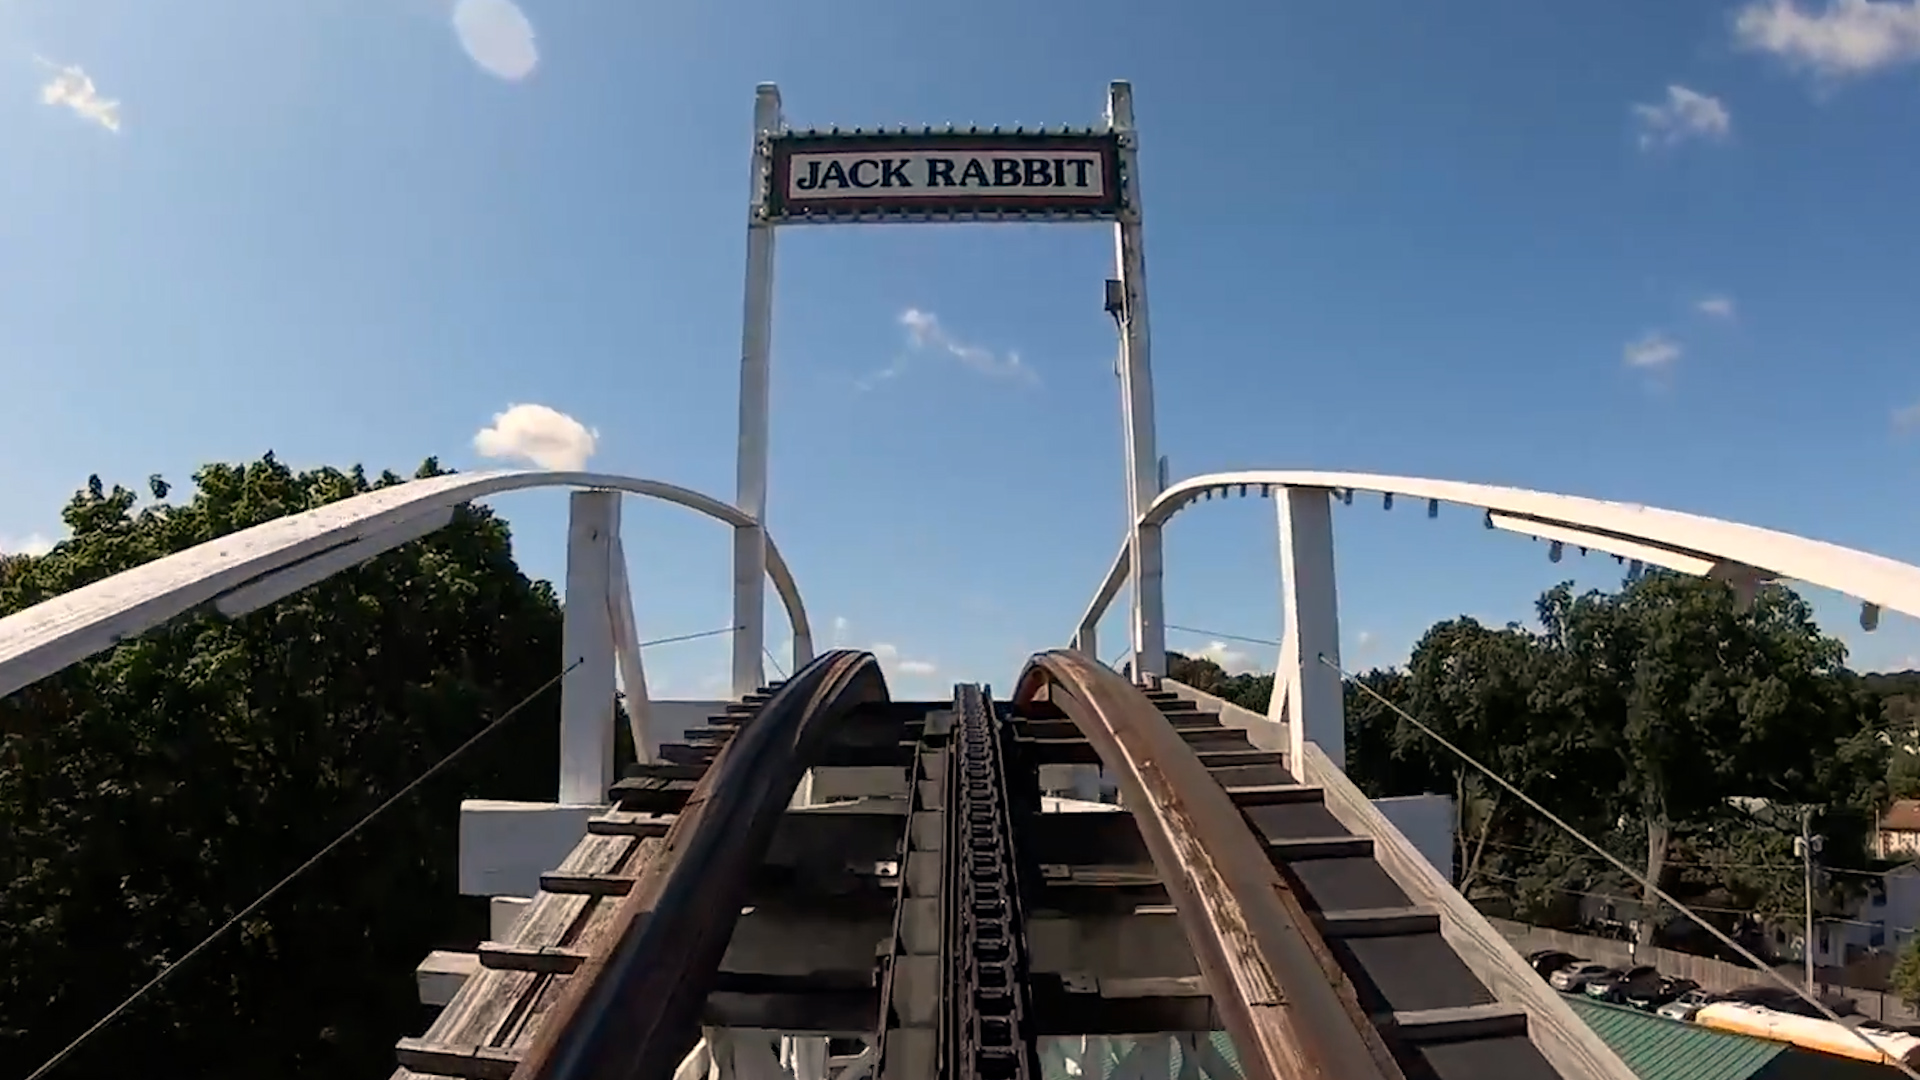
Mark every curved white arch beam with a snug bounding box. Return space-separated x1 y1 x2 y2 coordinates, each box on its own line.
1078 468 1920 639
0 469 813 701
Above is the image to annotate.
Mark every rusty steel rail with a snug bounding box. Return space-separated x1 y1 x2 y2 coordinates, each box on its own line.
511 649 890 1080
1012 650 1404 1080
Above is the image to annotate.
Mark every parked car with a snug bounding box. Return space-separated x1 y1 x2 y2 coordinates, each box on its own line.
1717 986 1825 1018
1627 976 1698 1012
1551 962 1618 994
1527 950 1580 979
1585 965 1660 1004
1656 989 1712 1021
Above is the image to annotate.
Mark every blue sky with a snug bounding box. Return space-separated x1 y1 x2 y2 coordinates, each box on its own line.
5 0 1920 700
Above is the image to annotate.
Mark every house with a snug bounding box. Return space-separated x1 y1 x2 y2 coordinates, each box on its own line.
1881 802 1920 861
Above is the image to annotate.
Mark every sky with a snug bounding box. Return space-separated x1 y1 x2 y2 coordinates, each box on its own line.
5 0 1920 701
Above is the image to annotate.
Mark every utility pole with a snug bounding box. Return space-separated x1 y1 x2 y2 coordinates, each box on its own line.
1795 808 1825 998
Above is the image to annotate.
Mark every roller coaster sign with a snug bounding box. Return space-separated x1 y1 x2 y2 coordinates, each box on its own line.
765 130 1125 223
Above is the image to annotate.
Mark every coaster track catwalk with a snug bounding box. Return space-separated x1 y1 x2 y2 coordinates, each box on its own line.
412 649 1593 1080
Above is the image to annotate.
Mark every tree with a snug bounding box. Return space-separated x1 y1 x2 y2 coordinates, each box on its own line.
1894 933 1920 1009
1531 572 1873 948
0 454 566 1080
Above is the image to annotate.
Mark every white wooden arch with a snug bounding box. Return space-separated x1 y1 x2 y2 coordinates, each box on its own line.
1076 468 1920 773
1078 468 1920 650
0 469 814 701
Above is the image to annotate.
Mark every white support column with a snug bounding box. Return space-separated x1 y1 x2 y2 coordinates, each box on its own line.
607 531 655 764
1278 487 1346 774
561 490 619 805
1074 622 1098 661
732 83 783 701
1108 81 1165 680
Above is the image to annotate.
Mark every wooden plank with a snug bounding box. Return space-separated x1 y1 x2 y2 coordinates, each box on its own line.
500 838 666 1055
1265 835 1374 861
476 943 590 975
1316 906 1442 939
1381 1002 1530 1044
1224 783 1324 806
395 1037 522 1080
395 827 657 1074
1292 737 1638 1080
586 809 675 837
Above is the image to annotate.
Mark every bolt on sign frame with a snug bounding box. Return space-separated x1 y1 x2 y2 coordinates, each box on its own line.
729 82 1166 697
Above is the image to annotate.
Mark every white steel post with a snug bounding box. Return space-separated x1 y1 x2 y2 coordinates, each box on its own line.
732 83 783 700
1108 81 1165 680
607 530 655 764
561 490 619 805
1277 487 1345 774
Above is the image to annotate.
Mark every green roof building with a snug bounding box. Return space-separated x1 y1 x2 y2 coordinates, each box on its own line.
1566 997 1906 1080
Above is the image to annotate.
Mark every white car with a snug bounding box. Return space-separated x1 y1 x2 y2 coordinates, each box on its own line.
1550 962 1616 994
1656 990 1712 1021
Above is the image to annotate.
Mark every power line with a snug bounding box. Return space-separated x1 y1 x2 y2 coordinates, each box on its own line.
1324 653 1920 1078
1472 836 1893 877
639 625 741 650
1474 871 1909 933
1166 623 1282 649
24 659 584 1080
762 646 787 680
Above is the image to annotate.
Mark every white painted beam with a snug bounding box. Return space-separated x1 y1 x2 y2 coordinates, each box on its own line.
1279 487 1345 773
213 508 454 617
0 469 812 702
562 491 619 805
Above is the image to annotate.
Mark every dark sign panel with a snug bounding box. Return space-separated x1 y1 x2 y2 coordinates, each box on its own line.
766 131 1124 222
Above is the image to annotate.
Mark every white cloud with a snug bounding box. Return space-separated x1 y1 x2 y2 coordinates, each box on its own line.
0 533 54 557
473 404 598 471
831 616 851 648
1696 295 1737 320
1356 630 1376 648
36 60 120 133
1734 0 1920 77
859 637 939 679
1623 332 1683 370
1631 85 1731 149
1894 401 1920 429
861 309 1038 390
453 0 539 81
1194 640 1270 676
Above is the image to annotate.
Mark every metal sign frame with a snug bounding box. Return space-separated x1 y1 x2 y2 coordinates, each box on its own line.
728 83 1164 697
763 128 1126 224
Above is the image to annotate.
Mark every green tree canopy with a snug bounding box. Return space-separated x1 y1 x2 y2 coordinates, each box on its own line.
0 454 566 1079
1324 572 1887 951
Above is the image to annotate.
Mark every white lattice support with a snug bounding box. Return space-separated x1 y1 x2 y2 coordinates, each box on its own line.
607 530 655 764
1266 633 1293 723
1108 80 1165 680
1111 1037 1173 1080
709 1029 787 1080
780 1036 827 1080
561 490 619 805
1278 486 1345 774
732 83 783 701
1041 1036 1112 1080
1174 1034 1237 1080
676 1037 714 1080
831 1047 876 1080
